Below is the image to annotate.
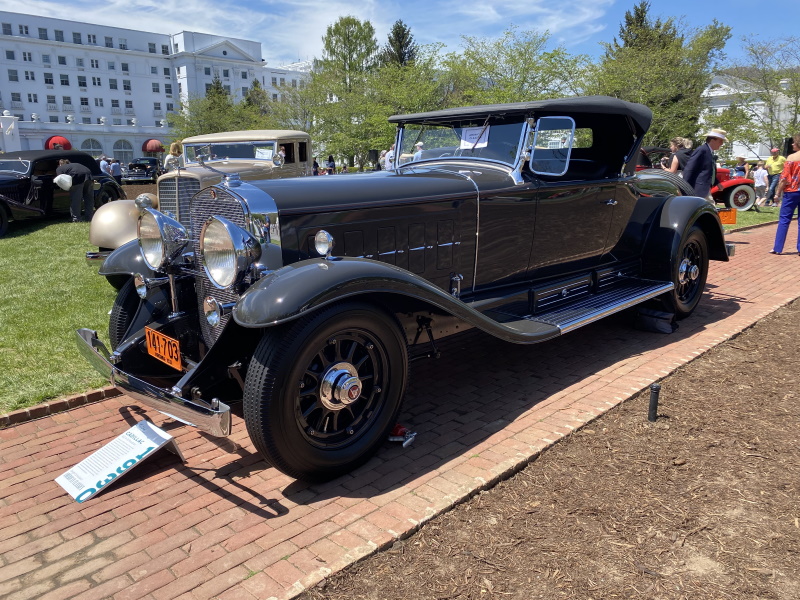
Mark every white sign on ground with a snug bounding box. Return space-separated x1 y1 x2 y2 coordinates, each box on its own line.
55 420 184 503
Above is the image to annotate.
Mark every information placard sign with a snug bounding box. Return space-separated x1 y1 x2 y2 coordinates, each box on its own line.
56 420 184 503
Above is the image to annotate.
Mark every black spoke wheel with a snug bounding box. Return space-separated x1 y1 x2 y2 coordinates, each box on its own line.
109 277 140 349
661 225 708 319
244 302 408 481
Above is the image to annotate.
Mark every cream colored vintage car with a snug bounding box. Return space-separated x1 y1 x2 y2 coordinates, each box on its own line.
88 130 311 263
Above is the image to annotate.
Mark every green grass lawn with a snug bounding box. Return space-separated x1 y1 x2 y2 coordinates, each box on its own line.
722 204 781 231
0 204 784 414
0 219 116 413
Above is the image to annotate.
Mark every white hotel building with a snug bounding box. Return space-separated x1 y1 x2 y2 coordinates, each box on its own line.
0 11 307 161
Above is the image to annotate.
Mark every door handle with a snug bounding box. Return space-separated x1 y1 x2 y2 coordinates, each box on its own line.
605 199 618 206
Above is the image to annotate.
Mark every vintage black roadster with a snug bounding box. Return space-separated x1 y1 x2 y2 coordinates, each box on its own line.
0 150 125 237
77 96 733 481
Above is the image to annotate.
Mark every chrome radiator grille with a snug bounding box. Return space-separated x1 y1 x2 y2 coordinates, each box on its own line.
190 188 248 348
158 177 200 229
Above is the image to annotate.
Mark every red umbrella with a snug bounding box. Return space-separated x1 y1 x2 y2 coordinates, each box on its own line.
142 139 164 153
45 135 72 150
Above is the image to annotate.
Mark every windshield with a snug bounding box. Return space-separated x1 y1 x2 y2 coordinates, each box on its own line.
0 159 31 174
183 141 277 164
398 121 525 167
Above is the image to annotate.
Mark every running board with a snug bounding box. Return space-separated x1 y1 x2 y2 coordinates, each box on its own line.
483 280 674 336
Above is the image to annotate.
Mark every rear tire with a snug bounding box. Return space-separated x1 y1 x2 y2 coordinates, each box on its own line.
109 278 140 349
243 302 408 481
660 225 709 319
0 205 9 238
724 184 756 211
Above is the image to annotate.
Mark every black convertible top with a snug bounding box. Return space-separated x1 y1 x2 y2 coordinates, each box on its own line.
389 95 653 137
0 150 102 175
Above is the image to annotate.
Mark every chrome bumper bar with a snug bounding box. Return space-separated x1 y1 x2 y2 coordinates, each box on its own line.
75 328 232 437
86 250 111 265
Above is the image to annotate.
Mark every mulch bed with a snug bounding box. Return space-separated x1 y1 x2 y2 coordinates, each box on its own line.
301 299 800 600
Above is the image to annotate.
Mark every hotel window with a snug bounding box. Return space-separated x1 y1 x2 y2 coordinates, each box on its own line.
280 77 285 85
38 27 48 40
92 77 101 86
166 103 174 111
49 116 59 123
164 84 172 95
19 25 29 35
44 72 53 84
72 32 82 44
82 117 91 124
121 62 129 72
5 50 15 60
87 34 96 44
148 43 156 53
8 69 18 82
272 93 278 101
150 66 157 75
58 55 66 65
108 61 115 70
223 85 230 94
161 44 169 55
24 70 34 80
76 58 84 67
153 102 161 110
105 36 113 48
126 119 134 125
223 69 229 78
42 54 50 64
94 98 103 107
47 95 56 104
28 93 38 102
111 99 119 108
241 87 248 96
91 59 99 68
292 79 297 88
113 118 121 125
55 29 64 42
123 79 131 91
242 72 248 79
118 38 127 50
125 100 133 109
204 67 211 76
10 92 21 102
152 83 160 93
163 67 169 76
80 97 89 106
271 77 277 85
109 79 117 90
22 51 32 61
1 23 11 36
77 75 87 87
62 96 72 105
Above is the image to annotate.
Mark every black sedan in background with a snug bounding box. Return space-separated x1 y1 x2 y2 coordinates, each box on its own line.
0 150 125 237
122 157 162 184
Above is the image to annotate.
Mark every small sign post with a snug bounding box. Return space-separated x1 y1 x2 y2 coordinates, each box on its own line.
56 420 184 503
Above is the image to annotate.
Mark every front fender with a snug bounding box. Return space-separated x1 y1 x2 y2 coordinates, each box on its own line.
232 257 560 344
89 199 139 250
712 177 752 196
99 239 156 279
641 195 728 281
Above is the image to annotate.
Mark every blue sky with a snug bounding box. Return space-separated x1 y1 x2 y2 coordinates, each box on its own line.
8 0 799 68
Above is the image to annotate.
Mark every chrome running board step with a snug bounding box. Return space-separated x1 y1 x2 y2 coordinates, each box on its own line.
483 280 674 336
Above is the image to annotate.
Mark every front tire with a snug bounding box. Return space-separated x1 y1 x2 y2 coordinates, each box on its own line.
109 278 140 349
0 205 9 238
661 225 709 319
724 184 756 211
244 302 408 481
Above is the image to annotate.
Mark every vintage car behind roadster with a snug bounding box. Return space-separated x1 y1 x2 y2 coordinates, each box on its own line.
77 96 733 481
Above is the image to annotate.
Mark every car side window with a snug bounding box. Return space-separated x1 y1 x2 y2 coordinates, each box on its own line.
528 117 576 176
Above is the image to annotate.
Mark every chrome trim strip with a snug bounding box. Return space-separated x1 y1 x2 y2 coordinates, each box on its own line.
75 328 232 437
85 250 111 264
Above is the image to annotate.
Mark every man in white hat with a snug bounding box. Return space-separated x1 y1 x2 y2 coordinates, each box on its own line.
683 128 727 200
413 141 424 161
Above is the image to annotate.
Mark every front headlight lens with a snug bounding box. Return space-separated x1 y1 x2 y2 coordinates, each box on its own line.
137 208 188 271
200 216 262 289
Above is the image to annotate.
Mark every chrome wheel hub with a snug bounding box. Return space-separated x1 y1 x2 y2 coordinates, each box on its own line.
319 362 362 410
678 258 699 285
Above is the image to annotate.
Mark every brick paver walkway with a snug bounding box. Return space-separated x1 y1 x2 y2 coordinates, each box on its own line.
2 222 799 600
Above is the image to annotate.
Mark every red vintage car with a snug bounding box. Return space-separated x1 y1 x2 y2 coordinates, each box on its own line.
637 148 756 211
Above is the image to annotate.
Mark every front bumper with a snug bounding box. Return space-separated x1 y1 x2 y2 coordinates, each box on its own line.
86 250 112 265
75 328 232 437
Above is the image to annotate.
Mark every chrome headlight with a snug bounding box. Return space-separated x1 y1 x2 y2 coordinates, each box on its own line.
137 208 189 271
200 216 262 289
314 230 335 257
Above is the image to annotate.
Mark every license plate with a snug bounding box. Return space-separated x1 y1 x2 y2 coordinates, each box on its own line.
145 327 182 370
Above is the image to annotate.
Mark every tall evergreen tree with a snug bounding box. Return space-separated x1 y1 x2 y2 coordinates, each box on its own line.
205 74 227 99
381 20 418 66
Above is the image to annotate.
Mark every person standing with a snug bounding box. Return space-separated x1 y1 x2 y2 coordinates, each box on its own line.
770 134 800 255
682 129 727 199
164 142 182 170
733 156 750 179
753 161 770 206
326 155 335 175
110 158 122 185
312 157 320 176
99 156 112 177
385 144 395 171
413 141 424 161
765 147 787 206
665 137 693 174
56 158 94 222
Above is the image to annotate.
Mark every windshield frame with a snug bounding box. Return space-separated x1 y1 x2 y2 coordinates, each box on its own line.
0 159 31 175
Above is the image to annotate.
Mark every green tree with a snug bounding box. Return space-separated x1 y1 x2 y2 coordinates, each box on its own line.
243 78 270 115
381 20 418 66
714 36 800 152
166 94 268 140
440 26 591 106
205 74 227 100
317 16 379 94
591 1 731 146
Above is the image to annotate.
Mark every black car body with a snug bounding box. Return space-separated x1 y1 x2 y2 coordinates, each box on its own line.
77 96 733 481
0 149 125 237
122 157 162 184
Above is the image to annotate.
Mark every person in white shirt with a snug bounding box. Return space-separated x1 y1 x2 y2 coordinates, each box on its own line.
753 161 770 207
413 141 424 161
385 144 395 171
163 142 183 170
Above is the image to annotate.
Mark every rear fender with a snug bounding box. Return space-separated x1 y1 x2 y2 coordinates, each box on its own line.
89 199 139 249
641 195 728 281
